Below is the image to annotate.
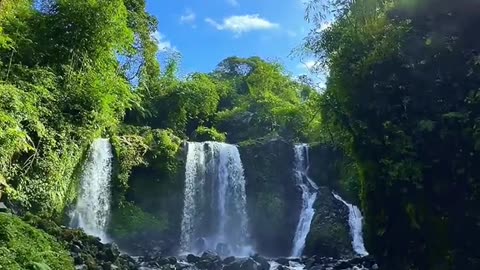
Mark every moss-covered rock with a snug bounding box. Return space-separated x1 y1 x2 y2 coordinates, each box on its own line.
23 213 139 270
239 138 300 257
109 201 174 255
0 213 74 270
110 126 184 254
304 187 353 258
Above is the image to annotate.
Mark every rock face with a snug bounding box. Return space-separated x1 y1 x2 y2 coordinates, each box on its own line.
240 139 357 258
107 136 361 259
239 139 301 257
304 187 353 258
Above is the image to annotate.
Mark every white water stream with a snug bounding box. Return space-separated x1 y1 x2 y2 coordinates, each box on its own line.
291 144 318 257
333 193 369 256
180 142 253 256
70 138 113 242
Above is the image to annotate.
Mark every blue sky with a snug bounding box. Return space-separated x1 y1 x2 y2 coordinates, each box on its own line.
147 0 321 79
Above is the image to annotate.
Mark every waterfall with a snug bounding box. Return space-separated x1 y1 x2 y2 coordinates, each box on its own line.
332 193 369 256
180 142 253 256
70 138 113 242
291 144 318 258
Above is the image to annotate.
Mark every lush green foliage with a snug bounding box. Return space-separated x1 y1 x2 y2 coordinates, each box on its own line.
306 0 480 268
0 0 154 216
0 213 74 270
111 126 182 200
191 126 227 142
128 56 322 143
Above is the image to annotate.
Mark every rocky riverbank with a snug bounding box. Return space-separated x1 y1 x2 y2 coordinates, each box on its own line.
137 251 378 270
0 212 377 270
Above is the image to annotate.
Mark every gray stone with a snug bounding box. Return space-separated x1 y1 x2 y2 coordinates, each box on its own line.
187 254 201 264
75 265 88 270
0 202 8 213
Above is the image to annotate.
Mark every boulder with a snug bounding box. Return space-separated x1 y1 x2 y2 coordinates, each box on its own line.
201 250 220 261
223 256 237 265
156 256 177 266
223 260 242 270
71 245 82 253
304 187 353 258
195 259 222 270
186 254 201 264
240 258 260 270
275 258 290 266
104 243 120 262
251 254 270 270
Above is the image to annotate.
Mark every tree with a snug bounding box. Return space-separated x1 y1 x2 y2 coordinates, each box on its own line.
305 0 480 268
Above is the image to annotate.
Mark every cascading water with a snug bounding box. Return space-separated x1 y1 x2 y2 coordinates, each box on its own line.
180 142 253 256
70 138 113 242
291 144 318 258
332 193 369 256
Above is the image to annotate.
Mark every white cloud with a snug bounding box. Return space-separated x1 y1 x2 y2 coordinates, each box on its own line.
205 14 279 35
180 9 196 24
151 31 176 52
226 0 239 6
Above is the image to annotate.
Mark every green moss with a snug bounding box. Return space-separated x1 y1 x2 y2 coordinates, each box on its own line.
0 213 74 270
256 193 284 225
111 126 183 201
110 125 184 242
109 201 167 239
305 218 351 257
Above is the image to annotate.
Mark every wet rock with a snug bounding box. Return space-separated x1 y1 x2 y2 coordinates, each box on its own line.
157 256 178 266
195 259 222 270
275 258 290 266
304 257 316 269
71 245 82 253
223 256 236 265
334 260 351 269
187 254 201 264
201 250 220 261
105 243 121 262
240 258 260 270
224 260 242 270
175 261 193 270
251 255 269 270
